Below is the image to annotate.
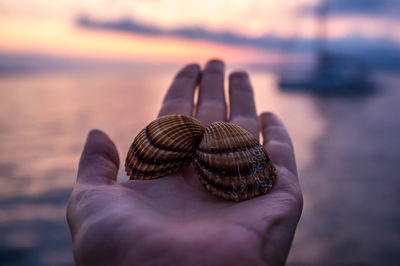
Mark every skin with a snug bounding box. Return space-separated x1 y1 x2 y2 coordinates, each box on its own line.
67 59 303 266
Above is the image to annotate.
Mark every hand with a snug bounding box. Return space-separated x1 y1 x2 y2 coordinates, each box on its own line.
67 59 303 266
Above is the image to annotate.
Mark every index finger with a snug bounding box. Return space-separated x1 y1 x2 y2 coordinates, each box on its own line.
158 64 200 117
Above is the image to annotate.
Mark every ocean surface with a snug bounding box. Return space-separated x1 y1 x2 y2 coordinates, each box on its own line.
0 65 399 266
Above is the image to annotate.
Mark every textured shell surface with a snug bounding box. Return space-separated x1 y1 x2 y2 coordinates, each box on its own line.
193 122 277 202
125 115 205 180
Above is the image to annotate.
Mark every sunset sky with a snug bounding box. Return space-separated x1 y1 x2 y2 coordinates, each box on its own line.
1 0 399 65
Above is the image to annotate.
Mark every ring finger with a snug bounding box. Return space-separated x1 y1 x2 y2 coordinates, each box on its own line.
228 71 259 139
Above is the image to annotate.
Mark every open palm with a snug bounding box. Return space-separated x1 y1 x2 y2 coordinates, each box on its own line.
67 60 303 266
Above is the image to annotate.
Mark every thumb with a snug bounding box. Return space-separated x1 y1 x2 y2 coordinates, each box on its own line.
76 129 120 185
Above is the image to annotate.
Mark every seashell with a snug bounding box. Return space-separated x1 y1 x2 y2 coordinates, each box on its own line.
125 115 205 180
125 115 277 202
192 122 277 202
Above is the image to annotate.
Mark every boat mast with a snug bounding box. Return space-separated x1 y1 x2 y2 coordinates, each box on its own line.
318 0 329 54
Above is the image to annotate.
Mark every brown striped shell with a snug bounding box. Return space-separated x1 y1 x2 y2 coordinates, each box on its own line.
192 122 276 202
125 115 205 180
125 115 277 202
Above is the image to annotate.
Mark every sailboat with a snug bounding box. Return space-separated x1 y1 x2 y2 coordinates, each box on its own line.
279 0 375 96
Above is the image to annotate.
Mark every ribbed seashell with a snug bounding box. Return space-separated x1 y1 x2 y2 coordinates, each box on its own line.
125 115 205 180
193 122 277 202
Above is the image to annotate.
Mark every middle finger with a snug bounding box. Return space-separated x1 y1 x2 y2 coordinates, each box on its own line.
195 59 227 126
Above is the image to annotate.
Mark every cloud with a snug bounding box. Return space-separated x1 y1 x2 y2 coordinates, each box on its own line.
78 16 164 35
300 0 400 18
75 15 400 70
76 15 311 52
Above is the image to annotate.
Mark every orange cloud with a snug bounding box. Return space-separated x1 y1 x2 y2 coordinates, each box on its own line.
0 16 290 65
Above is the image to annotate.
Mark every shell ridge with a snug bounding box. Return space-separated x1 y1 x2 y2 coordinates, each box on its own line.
127 161 190 179
164 125 204 149
130 145 193 166
196 142 257 154
194 152 264 177
145 125 194 154
146 117 204 152
245 146 259 198
133 125 202 162
236 134 248 199
193 159 269 192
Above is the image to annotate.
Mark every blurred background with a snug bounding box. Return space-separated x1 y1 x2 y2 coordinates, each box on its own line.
0 0 400 265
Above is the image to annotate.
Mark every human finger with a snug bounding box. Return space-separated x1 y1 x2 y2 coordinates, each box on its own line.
158 64 200 117
77 129 120 185
195 59 227 125
228 71 259 139
260 112 297 176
